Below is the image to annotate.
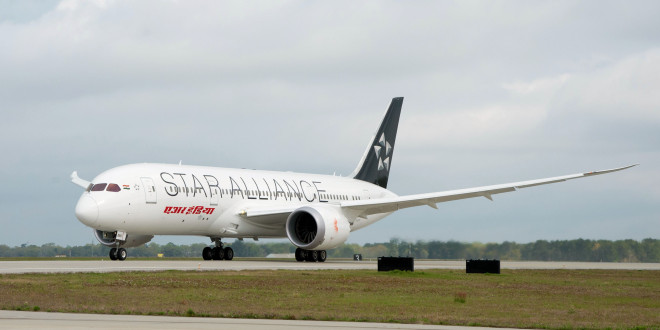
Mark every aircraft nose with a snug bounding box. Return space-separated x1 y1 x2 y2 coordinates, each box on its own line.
75 195 98 226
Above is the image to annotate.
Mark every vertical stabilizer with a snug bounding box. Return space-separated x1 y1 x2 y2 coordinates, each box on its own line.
351 97 403 188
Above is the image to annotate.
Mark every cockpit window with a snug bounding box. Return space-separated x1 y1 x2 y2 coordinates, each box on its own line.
106 183 121 192
91 183 107 191
90 183 122 192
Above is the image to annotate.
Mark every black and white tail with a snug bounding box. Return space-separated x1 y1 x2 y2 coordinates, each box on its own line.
351 97 403 188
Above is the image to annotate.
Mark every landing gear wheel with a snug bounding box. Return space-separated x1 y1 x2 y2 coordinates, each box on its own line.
295 248 305 262
202 247 213 260
223 247 234 260
117 248 127 261
212 247 224 260
109 248 118 260
306 250 319 262
318 250 327 262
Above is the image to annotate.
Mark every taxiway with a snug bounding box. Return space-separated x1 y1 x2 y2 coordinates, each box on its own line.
0 310 535 330
0 259 658 274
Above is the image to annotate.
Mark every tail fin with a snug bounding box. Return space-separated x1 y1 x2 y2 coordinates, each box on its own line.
351 97 403 188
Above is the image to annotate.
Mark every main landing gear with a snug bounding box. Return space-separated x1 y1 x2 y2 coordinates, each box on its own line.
109 247 127 261
295 248 327 262
202 238 234 261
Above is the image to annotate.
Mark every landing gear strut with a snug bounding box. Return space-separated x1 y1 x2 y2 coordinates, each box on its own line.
295 248 327 262
202 238 234 261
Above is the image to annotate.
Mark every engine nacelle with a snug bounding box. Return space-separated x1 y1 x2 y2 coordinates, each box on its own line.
285 205 351 250
94 230 153 248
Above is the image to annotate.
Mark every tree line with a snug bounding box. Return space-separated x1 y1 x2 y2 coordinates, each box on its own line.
0 238 658 262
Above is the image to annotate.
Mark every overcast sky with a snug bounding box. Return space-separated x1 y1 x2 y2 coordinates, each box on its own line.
1 0 658 248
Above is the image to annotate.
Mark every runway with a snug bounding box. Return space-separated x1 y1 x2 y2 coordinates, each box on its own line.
0 310 525 330
0 259 658 274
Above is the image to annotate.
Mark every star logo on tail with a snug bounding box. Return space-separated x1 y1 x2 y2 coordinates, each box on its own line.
373 133 391 171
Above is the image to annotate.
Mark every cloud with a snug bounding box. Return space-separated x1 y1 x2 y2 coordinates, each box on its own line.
0 1 658 246
502 74 571 95
397 48 660 156
554 48 660 122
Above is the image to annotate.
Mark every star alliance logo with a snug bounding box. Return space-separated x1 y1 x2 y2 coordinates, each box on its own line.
373 133 391 171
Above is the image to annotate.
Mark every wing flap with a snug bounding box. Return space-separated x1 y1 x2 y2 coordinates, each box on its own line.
243 207 297 218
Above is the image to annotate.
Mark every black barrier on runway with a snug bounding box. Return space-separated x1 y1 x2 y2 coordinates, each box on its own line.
466 259 500 274
378 257 414 272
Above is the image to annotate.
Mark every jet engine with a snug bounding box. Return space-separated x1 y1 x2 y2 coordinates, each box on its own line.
285 206 351 250
94 230 153 248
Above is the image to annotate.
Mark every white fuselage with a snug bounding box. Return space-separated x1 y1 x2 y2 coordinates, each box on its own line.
76 163 396 239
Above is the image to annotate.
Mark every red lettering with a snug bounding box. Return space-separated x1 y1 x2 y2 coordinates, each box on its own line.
165 206 213 215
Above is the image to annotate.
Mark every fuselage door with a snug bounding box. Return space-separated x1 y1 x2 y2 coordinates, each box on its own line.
205 175 220 206
210 187 219 206
140 177 157 204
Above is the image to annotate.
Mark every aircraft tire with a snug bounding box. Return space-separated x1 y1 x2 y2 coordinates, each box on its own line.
109 248 118 261
224 247 234 260
318 250 327 262
295 248 305 262
306 250 319 262
202 247 213 260
212 247 224 260
117 248 127 261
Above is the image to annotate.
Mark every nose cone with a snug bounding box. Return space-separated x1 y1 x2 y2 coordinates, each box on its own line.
75 195 98 226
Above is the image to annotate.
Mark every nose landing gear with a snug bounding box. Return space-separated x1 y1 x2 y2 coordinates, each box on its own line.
109 247 127 261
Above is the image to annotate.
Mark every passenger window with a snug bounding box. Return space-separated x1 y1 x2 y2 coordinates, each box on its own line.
91 183 107 191
106 183 121 192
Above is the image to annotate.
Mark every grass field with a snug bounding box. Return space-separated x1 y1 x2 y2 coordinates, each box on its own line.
0 269 658 329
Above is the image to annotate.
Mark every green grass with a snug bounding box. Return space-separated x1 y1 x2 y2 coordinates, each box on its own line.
0 269 658 329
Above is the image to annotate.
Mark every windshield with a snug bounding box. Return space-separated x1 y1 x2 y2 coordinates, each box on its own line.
90 183 122 192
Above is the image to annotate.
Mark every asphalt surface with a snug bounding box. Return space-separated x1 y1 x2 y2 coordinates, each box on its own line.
0 310 526 330
0 259 658 274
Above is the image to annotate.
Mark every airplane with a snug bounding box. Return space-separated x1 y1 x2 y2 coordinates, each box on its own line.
71 97 636 261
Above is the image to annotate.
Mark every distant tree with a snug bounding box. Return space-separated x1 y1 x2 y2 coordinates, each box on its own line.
362 244 388 258
641 238 660 262
0 239 658 262
0 244 10 257
329 244 360 258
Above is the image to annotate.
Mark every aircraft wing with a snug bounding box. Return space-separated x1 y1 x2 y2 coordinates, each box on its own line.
240 164 636 220
340 164 638 217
